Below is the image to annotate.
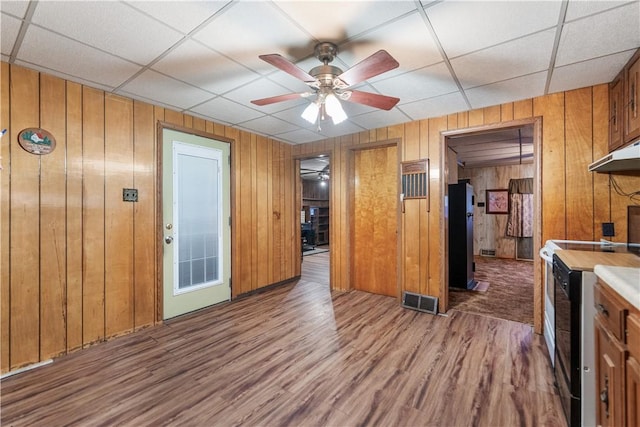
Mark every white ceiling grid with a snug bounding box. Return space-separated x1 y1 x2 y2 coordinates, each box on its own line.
1 0 639 145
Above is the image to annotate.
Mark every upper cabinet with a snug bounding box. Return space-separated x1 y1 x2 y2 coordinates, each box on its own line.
610 71 625 151
609 49 640 152
625 50 640 143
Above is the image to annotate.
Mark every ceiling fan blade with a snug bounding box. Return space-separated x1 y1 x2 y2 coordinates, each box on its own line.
251 92 309 106
346 90 399 111
337 50 399 86
259 54 316 82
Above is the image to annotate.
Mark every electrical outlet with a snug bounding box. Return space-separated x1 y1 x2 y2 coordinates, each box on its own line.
123 188 138 202
602 222 615 237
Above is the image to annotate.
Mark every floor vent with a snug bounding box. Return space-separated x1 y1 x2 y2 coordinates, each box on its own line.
480 249 496 257
402 291 438 314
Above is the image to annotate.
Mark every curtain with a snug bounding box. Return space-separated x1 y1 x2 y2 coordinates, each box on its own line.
506 178 533 238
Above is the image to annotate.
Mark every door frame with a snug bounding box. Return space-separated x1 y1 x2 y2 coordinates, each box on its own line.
440 117 542 333
156 121 235 322
293 150 331 282
347 139 402 297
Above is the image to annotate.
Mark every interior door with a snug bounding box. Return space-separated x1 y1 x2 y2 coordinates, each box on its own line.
353 145 398 296
162 129 231 320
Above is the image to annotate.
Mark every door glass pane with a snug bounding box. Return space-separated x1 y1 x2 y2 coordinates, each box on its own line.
176 150 220 291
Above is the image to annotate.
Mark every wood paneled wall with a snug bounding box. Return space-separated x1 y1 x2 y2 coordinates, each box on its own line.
0 63 298 373
293 86 640 334
459 163 535 258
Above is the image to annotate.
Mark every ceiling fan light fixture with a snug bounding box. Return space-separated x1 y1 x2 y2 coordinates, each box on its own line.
301 101 319 124
325 93 347 125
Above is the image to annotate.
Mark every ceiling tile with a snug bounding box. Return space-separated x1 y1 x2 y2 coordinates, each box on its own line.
192 1 311 73
426 1 562 59
555 2 640 67
565 0 631 21
237 115 300 136
549 50 636 93
272 103 315 126
152 39 259 95
452 29 556 89
18 25 141 88
317 120 366 138
339 12 443 79
224 77 307 114
119 69 213 110
372 62 457 104
349 108 409 129
465 71 547 109
271 128 326 144
189 97 264 125
0 1 29 17
274 1 417 41
125 1 229 34
399 92 468 120
1 13 21 56
31 1 183 64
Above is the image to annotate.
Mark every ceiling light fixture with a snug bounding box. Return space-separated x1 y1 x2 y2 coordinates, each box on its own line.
301 102 320 123
301 90 348 129
252 42 400 132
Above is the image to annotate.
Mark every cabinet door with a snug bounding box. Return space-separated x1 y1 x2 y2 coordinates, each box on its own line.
610 72 625 151
595 317 627 427
625 52 640 142
628 357 640 427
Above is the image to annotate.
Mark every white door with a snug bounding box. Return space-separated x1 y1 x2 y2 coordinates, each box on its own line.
162 129 231 320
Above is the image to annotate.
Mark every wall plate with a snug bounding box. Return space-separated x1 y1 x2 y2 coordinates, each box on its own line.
123 188 138 202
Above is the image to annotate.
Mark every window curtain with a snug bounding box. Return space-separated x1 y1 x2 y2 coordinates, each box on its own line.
506 178 533 237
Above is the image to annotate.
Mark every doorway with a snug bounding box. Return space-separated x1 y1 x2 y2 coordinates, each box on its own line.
443 121 540 326
300 155 331 258
160 128 231 320
351 144 398 297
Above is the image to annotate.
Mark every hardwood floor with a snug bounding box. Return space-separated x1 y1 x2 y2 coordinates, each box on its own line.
1 250 565 427
449 256 534 325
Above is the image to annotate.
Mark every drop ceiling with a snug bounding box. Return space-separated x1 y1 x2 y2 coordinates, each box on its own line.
2 1 639 145
447 126 534 169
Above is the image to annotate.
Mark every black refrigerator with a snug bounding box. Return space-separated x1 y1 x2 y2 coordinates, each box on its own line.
448 181 475 289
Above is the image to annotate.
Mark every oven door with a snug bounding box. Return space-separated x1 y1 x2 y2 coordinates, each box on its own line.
553 255 581 395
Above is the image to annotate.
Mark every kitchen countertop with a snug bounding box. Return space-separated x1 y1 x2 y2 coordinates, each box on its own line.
555 250 640 271
594 265 640 310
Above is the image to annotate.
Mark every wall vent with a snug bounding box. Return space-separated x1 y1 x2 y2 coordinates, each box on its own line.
401 159 429 212
480 249 496 257
402 291 438 314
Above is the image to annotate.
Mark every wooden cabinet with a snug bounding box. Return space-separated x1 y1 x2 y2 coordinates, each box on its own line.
311 206 329 245
627 346 640 427
609 48 640 151
594 279 640 427
302 180 329 246
595 315 627 427
609 71 625 151
625 52 640 143
627 314 640 427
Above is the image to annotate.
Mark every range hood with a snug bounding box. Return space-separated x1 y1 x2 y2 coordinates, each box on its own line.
589 139 640 172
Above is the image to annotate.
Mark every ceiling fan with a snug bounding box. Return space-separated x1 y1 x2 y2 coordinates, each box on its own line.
301 163 330 180
251 42 400 128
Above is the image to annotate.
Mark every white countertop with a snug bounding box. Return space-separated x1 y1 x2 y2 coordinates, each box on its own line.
594 265 640 310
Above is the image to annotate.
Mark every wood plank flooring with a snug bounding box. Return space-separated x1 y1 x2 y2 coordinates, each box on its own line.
449 256 534 325
1 250 565 426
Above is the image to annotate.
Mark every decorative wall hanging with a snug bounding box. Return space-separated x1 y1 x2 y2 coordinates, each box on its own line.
18 128 56 155
485 189 509 214
401 159 429 212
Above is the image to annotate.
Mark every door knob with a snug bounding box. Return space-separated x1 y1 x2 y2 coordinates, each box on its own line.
165 235 173 244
